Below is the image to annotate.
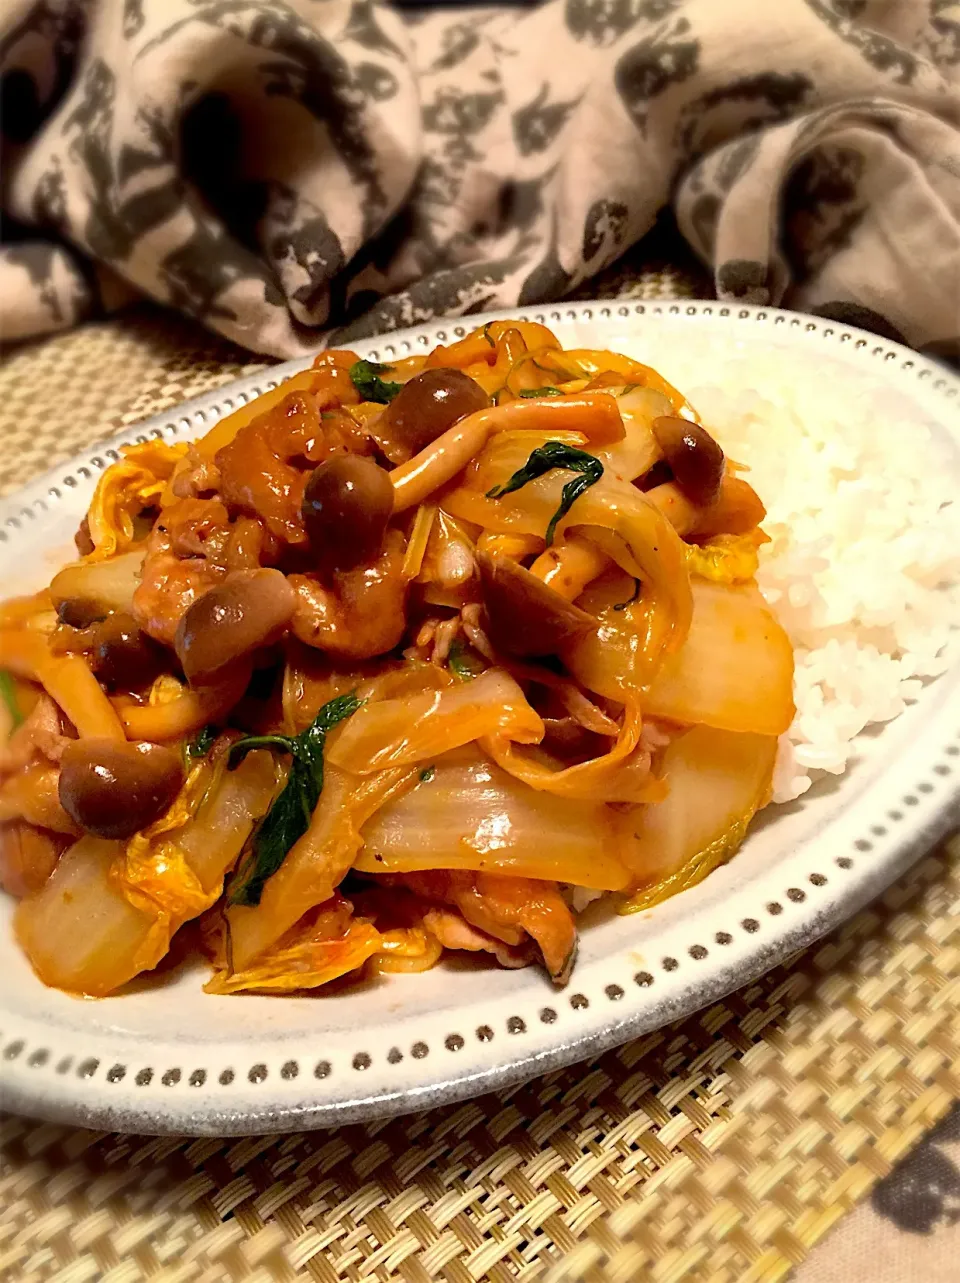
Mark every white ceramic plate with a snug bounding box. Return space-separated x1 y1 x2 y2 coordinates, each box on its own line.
2 302 959 1137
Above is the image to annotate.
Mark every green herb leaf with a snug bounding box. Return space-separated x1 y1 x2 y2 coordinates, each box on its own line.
613 580 641 611
186 724 218 760
349 359 403 404
419 765 436 782
482 322 497 348
447 639 485 683
229 773 313 910
227 692 363 907
0 671 23 730
518 387 564 398
486 440 604 545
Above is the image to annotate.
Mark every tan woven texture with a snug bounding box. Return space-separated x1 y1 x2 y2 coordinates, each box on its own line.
1 280 958 1283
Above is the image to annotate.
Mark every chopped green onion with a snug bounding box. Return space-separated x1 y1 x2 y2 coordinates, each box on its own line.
0 671 23 729
186 724 217 760
448 640 485 682
349 359 403 404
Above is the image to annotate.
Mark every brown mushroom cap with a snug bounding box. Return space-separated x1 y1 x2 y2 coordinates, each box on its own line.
301 454 394 572
91 613 164 690
175 568 296 686
379 368 489 460
58 739 184 840
652 416 725 507
477 552 595 658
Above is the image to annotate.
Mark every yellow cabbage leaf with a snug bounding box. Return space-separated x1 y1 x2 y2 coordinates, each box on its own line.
225 762 420 972
326 669 544 774
367 925 444 974
685 531 768 585
15 750 278 996
642 580 794 735
87 440 188 558
204 898 381 994
355 748 633 886
617 724 777 910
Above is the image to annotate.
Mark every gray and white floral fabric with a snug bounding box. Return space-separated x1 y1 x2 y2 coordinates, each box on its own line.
796 1102 960 1283
2 0 959 358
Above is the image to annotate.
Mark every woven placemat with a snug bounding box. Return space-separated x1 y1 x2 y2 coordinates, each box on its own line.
0 280 958 1283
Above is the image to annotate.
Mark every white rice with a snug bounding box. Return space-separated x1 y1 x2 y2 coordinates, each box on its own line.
681 362 960 803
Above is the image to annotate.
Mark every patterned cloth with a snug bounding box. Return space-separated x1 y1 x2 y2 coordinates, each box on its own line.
796 1102 960 1283
2 0 959 358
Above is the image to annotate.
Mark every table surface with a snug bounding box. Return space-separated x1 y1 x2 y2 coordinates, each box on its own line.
1 285 958 1283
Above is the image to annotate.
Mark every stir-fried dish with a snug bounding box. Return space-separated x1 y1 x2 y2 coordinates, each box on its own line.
0 321 794 996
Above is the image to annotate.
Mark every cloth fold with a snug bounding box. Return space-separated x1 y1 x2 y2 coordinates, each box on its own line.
1 0 958 358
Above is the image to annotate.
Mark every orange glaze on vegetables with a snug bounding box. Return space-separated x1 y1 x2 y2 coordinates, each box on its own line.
0 322 794 996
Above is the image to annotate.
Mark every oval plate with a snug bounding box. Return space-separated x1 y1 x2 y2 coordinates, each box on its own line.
1 302 959 1136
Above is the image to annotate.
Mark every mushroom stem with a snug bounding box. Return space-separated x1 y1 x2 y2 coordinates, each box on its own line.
390 395 624 513
529 537 609 601
0 630 126 741
116 662 252 741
